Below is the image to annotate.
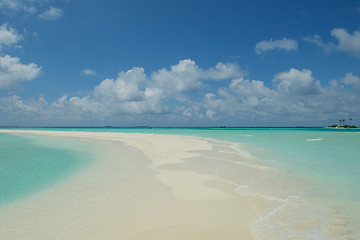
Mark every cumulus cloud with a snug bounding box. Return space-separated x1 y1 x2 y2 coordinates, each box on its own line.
229 78 273 98
341 73 360 90
0 23 22 50
0 94 47 114
1 60 360 126
94 67 147 102
39 6 63 20
0 0 37 15
273 68 322 96
91 67 168 115
255 38 298 54
304 28 360 57
0 59 244 123
202 69 360 124
206 109 216 119
205 62 244 80
331 28 360 57
151 59 203 92
0 24 42 92
151 59 245 92
0 55 42 91
82 68 96 75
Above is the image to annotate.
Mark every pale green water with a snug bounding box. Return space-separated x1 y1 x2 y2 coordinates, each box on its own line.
1 127 359 239
0 132 92 206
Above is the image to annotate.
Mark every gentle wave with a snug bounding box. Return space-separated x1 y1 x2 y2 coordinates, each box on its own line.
250 197 337 240
306 138 323 141
233 180 342 240
230 143 253 158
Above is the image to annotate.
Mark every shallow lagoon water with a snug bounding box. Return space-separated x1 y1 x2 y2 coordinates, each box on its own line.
0 133 92 206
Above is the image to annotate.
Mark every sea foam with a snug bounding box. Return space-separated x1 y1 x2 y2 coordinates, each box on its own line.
305 138 323 141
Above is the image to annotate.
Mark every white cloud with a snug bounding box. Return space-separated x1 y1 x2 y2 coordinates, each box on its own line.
182 108 192 117
304 28 360 57
151 59 245 92
0 94 47 114
0 0 37 15
1 61 360 126
1 59 243 123
88 67 168 116
82 68 96 75
331 28 360 57
39 6 63 20
255 38 298 54
205 62 244 80
202 69 360 125
206 109 216 119
273 68 322 96
0 23 22 50
151 59 203 92
0 0 21 11
0 55 42 91
341 73 360 90
94 67 146 101
229 78 273 97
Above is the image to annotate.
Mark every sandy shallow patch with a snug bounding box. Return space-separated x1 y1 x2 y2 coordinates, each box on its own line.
0 130 269 239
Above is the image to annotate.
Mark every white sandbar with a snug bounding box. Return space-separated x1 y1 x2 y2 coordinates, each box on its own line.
0 130 267 239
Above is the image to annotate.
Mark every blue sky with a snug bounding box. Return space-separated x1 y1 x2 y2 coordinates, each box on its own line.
0 0 360 126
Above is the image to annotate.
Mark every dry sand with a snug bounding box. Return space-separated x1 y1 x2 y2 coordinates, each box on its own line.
0 130 270 239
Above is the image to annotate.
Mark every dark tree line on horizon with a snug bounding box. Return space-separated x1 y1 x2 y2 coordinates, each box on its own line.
328 118 357 128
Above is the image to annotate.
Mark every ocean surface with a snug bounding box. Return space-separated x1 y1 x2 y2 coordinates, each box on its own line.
0 127 359 239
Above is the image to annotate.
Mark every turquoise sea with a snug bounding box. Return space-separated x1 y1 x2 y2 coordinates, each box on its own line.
0 132 92 206
0 127 359 239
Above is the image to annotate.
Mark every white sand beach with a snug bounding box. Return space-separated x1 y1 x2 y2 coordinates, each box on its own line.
0 130 274 239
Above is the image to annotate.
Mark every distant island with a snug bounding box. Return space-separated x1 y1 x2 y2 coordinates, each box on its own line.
327 118 358 128
327 125 358 128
